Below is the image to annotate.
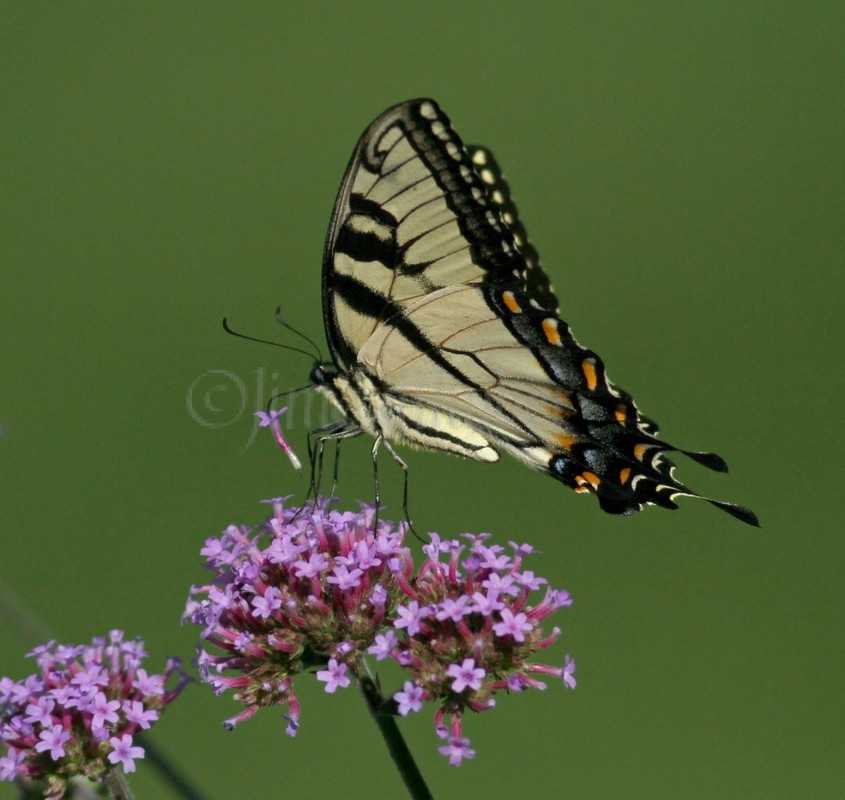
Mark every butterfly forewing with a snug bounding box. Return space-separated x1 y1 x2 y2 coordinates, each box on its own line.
323 101 543 364
467 145 559 315
314 98 758 526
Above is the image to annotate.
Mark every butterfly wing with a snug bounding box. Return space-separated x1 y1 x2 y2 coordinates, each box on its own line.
322 99 547 369
321 98 757 525
466 145 560 315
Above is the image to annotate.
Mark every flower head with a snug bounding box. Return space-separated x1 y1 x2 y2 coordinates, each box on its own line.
0 632 186 798
380 533 574 764
185 497 411 734
187 497 574 765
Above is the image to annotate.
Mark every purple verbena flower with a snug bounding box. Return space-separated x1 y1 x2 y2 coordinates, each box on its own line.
435 595 472 622
394 600 430 636
382 528 574 765
394 681 425 716
89 692 121 730
34 725 71 761
315 659 350 693
123 700 159 730
492 608 534 642
562 654 577 689
446 659 486 693
367 631 398 661
255 408 302 471
252 586 284 619
23 697 56 727
438 735 476 766
186 497 412 735
327 564 365 590
0 748 25 781
106 734 144 773
0 632 186 797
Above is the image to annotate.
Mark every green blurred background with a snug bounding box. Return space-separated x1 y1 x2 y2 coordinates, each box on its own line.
2 3 842 798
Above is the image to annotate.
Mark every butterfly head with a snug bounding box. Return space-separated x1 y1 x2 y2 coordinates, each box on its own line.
308 362 338 389
308 361 350 419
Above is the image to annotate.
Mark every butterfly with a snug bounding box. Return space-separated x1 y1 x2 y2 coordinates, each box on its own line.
308 98 758 526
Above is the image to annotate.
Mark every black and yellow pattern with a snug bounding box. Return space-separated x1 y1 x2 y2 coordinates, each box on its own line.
311 98 758 526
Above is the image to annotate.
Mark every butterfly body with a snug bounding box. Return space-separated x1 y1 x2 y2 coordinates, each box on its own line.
311 98 758 526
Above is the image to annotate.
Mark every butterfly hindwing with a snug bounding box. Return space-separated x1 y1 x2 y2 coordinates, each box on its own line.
314 98 758 526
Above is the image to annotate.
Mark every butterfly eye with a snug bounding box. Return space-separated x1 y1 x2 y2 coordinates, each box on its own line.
309 364 327 386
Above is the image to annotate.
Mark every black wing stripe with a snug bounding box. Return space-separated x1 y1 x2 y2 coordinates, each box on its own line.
333 273 543 442
334 217 396 266
386 392 539 453
349 195 399 228
386 400 493 454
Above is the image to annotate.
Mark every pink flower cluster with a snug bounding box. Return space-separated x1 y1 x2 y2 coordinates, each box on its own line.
0 631 187 798
186 498 574 764
185 496 409 735
371 532 575 764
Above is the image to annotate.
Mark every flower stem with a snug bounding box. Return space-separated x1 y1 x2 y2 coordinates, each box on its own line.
104 768 134 800
358 674 433 800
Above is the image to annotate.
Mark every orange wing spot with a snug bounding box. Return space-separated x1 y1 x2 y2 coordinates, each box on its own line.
554 432 579 451
615 404 627 423
619 467 632 485
502 290 522 313
542 318 562 346
582 471 601 488
581 358 598 391
574 485 591 493
574 471 601 489
633 443 649 461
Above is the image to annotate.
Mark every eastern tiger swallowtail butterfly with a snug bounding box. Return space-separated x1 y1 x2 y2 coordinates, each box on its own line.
308 98 758 526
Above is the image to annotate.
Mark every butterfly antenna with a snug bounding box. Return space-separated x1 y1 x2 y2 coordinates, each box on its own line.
265 385 312 414
222 317 315 361
275 306 324 363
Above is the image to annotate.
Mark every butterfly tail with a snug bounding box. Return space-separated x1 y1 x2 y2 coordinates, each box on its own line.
548 436 759 526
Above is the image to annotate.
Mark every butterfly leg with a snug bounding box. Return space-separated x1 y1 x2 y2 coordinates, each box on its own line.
304 420 361 506
330 439 342 498
370 436 384 531
305 425 329 502
379 439 420 541
289 428 328 523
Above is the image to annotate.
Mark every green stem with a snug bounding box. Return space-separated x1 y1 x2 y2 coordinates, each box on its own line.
104 768 134 800
358 671 433 800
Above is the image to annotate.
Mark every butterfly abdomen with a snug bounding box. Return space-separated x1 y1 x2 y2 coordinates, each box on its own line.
314 363 500 462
